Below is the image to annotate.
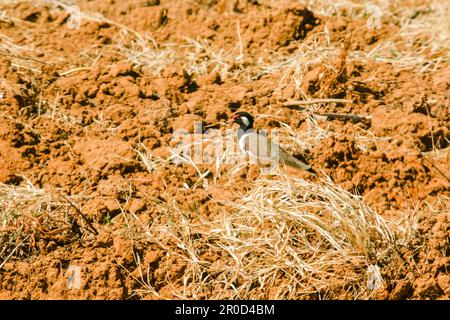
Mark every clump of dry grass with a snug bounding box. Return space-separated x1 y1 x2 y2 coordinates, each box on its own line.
182 35 245 80
136 143 169 174
303 0 450 72
0 179 45 268
0 178 52 267
259 29 341 94
278 115 332 152
133 172 408 299
0 177 95 270
278 114 397 155
0 31 41 72
116 28 249 78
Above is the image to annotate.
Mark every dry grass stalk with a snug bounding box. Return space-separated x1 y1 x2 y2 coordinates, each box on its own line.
133 172 406 299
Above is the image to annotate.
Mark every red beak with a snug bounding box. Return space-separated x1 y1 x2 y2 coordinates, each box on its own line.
228 114 239 124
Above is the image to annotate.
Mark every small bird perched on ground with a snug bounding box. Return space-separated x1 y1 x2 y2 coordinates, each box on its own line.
230 111 314 173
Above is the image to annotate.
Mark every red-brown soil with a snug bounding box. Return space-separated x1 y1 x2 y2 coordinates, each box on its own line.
0 0 448 299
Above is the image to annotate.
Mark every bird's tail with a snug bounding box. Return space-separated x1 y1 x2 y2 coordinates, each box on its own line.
279 149 314 173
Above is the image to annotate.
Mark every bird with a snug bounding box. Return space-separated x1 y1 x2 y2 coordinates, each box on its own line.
230 111 314 173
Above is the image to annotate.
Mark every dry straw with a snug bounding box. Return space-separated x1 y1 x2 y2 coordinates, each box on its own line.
133 172 405 299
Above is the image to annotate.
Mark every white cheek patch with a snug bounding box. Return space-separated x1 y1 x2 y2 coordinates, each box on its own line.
241 116 250 128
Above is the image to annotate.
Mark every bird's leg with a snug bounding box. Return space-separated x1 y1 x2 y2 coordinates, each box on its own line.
247 164 260 181
243 153 250 183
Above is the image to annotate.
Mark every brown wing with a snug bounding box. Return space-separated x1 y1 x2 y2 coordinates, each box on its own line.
278 146 312 171
242 132 312 171
242 132 278 166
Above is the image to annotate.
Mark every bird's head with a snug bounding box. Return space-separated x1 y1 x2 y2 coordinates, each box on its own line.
230 111 254 130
